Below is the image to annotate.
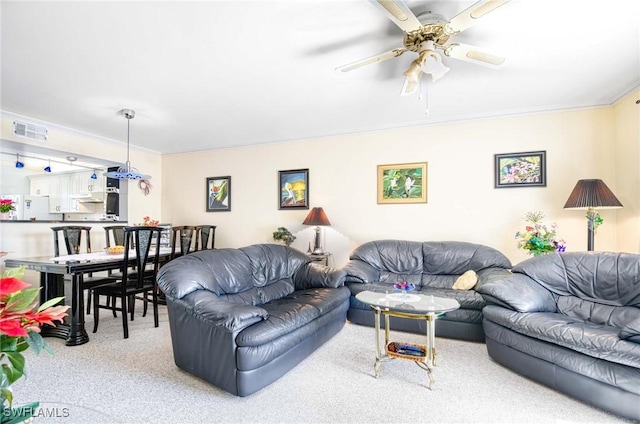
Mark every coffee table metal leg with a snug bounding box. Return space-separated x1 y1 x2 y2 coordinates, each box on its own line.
426 314 436 367
374 307 382 378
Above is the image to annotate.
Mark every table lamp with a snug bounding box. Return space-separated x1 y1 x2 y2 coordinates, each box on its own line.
303 207 331 254
563 179 622 251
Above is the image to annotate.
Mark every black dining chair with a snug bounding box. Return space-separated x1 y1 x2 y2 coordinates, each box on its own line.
91 226 163 339
195 225 216 251
170 225 197 259
51 226 117 315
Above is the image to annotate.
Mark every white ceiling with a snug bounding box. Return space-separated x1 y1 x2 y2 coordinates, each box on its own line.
1 0 639 156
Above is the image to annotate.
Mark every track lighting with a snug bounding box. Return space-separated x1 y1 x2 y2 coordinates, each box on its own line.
44 160 52 173
15 154 24 168
91 169 98 180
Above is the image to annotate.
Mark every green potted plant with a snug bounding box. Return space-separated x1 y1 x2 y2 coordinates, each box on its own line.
1 266 69 423
272 227 296 246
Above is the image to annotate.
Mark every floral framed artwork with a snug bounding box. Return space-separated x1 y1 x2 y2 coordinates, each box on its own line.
206 176 231 212
278 169 309 209
494 151 546 188
377 162 427 204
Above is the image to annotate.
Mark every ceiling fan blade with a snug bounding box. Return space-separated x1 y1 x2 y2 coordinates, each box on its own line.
447 0 511 34
369 0 423 33
443 43 505 68
335 48 407 72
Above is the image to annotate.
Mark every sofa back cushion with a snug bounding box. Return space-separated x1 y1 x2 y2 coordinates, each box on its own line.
157 244 310 305
513 251 640 327
348 240 511 287
513 252 640 307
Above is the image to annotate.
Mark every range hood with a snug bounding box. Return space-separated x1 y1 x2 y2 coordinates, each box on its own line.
69 192 106 203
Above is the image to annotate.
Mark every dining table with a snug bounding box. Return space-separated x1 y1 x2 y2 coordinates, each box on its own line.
4 247 173 346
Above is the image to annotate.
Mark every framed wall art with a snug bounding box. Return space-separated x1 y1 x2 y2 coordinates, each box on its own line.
206 176 231 212
278 169 309 209
494 151 546 188
377 162 427 204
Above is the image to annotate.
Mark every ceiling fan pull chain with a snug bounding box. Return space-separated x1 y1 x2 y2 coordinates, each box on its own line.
419 77 430 115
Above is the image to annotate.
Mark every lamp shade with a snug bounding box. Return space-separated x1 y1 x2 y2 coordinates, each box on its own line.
303 207 331 226
563 179 623 209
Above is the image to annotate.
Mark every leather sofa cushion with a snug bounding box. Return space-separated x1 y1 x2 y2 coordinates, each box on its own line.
556 295 640 329
513 252 640 307
348 240 511 278
483 305 640 369
236 287 349 347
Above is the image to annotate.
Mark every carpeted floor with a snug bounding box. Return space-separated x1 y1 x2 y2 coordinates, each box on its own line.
13 304 631 424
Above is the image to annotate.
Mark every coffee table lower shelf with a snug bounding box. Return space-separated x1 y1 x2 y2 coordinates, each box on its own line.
375 341 435 388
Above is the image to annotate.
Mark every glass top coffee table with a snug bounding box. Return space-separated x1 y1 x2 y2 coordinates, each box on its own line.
355 290 460 389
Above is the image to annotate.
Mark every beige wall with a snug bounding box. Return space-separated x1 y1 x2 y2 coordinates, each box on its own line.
613 89 640 253
3 93 638 277
162 101 638 267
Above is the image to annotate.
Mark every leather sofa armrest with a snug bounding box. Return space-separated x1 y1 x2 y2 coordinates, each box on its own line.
293 262 346 289
180 290 269 332
342 259 379 283
476 273 557 313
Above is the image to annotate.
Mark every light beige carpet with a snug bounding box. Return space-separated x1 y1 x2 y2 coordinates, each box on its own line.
14 305 631 424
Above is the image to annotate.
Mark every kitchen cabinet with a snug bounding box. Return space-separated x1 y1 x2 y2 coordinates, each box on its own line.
71 171 105 196
29 175 50 196
48 174 85 213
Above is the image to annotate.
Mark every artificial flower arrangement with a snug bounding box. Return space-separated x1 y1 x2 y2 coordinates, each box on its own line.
393 282 416 292
515 211 567 256
1 267 69 423
138 216 159 226
0 198 16 214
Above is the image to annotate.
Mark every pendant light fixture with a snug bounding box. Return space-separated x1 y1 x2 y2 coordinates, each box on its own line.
103 109 151 180
44 159 52 173
15 154 24 168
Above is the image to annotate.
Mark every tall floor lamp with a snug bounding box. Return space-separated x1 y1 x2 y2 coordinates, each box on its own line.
563 179 622 251
303 207 331 254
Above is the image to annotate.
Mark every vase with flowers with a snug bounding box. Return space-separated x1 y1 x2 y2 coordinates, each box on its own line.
0 198 15 219
137 216 159 226
515 211 567 256
1 267 69 423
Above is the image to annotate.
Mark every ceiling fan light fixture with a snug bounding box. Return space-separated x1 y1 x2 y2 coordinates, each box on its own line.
403 60 423 83
423 53 450 82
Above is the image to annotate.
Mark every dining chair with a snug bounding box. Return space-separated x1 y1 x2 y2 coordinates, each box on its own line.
51 226 117 315
91 226 163 339
170 225 197 259
195 225 216 251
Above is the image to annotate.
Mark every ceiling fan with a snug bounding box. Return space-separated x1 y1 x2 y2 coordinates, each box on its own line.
336 0 511 96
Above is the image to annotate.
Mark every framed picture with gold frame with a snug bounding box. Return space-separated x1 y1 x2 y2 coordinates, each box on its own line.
377 162 427 204
278 169 309 209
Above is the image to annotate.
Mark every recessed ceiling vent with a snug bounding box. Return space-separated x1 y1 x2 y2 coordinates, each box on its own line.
13 120 48 141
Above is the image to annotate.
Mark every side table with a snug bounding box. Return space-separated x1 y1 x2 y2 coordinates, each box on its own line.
308 252 331 266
